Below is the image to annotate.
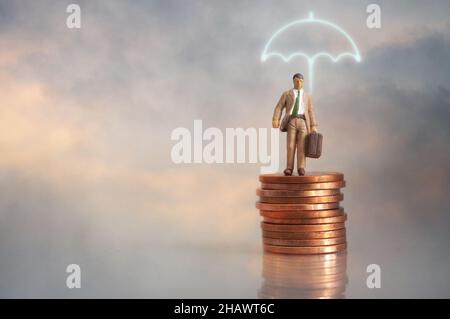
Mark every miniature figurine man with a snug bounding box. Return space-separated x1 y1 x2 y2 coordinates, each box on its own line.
272 73 318 176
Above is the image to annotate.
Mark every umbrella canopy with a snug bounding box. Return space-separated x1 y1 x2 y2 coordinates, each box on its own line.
261 12 361 92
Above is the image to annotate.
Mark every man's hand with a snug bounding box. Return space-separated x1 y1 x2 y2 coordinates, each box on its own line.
272 119 280 128
311 126 318 133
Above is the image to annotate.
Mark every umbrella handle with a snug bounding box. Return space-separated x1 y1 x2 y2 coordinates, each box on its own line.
308 59 315 93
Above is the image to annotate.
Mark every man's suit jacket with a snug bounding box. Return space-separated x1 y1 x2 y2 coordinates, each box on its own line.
273 89 318 133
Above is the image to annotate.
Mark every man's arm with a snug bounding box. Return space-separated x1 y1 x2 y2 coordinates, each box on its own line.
308 94 318 132
272 92 286 128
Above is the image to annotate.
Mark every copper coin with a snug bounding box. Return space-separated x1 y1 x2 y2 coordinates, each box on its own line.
261 180 346 190
256 202 339 211
263 250 348 264
259 194 343 204
263 250 347 263
259 172 344 184
262 214 347 225
263 237 346 247
257 188 340 197
261 222 346 232
260 208 344 219
263 243 347 255
263 229 346 239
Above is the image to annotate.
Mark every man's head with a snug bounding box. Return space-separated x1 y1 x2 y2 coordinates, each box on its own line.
292 73 304 90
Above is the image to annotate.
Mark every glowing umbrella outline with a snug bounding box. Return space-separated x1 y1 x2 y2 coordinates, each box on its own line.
261 12 361 92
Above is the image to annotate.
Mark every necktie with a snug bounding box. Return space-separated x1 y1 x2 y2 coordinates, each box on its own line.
292 90 300 115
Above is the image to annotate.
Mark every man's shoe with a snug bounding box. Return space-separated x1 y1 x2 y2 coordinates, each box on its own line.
283 168 293 176
298 168 305 176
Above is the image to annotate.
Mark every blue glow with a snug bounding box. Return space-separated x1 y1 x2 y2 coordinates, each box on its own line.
261 12 361 92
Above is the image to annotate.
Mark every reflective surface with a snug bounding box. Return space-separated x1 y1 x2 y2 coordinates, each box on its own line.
259 252 348 299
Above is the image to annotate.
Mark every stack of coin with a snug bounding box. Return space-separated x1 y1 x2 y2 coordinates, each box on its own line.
256 172 347 255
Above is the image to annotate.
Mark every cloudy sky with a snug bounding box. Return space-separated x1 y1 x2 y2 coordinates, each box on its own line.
1 0 450 297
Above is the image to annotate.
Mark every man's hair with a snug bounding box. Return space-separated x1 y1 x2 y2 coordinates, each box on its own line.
292 73 304 80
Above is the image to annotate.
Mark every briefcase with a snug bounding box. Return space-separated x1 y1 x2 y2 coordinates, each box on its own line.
305 132 322 158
